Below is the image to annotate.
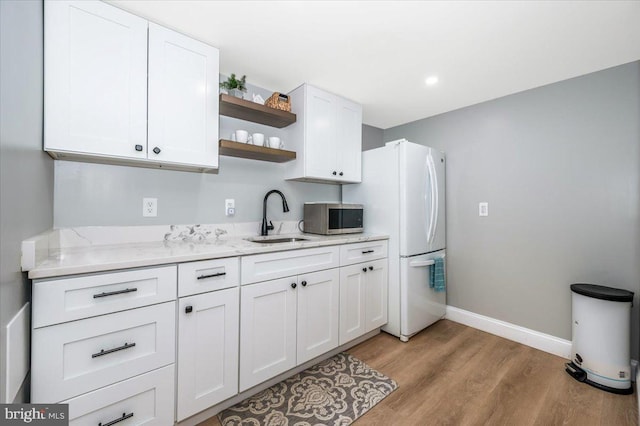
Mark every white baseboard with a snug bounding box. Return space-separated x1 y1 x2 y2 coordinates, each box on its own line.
445 305 571 359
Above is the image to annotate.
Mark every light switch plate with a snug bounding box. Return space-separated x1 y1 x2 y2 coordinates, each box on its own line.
479 202 488 217
225 199 235 216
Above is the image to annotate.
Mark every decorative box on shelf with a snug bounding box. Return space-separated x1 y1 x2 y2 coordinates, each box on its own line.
265 93 291 112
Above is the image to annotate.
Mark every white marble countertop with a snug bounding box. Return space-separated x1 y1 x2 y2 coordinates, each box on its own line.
23 223 388 279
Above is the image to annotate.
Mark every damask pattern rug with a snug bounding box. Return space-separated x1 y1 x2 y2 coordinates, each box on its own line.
218 352 398 425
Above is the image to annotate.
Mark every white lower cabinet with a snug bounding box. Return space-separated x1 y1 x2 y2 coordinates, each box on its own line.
239 268 340 392
177 287 239 421
30 241 389 422
297 269 340 364
63 365 175 426
239 277 298 392
339 258 388 345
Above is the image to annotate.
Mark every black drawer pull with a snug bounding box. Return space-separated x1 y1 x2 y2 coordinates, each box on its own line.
362 268 367 272
93 288 137 299
362 250 374 254
99 412 134 426
197 272 227 280
92 342 136 358
369 266 374 271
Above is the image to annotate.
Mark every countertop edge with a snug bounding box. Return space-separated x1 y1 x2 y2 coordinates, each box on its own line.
28 234 389 280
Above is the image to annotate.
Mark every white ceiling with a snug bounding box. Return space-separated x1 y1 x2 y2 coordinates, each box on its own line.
110 1 640 129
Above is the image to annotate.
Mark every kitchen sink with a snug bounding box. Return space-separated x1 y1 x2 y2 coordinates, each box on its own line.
246 237 310 244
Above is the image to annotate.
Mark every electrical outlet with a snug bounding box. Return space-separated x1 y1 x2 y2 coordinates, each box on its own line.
225 199 235 216
479 202 488 217
143 198 157 217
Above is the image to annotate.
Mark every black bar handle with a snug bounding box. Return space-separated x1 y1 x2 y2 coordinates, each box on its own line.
362 250 374 254
197 272 227 280
99 412 134 426
92 342 136 358
93 288 137 299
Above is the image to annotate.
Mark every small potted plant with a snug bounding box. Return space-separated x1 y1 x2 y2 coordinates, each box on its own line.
220 73 247 98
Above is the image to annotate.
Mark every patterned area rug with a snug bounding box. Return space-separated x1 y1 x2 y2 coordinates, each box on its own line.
218 352 398 425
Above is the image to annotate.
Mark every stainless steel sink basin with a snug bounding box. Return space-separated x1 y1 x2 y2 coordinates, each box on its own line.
246 237 310 244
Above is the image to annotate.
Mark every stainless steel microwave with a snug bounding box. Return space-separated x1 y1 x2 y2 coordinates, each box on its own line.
303 203 364 235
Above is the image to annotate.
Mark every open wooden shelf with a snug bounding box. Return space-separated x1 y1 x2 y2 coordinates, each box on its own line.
219 94 296 128
219 140 296 163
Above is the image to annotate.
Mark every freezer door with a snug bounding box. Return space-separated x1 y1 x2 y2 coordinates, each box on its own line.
399 142 437 256
400 251 446 340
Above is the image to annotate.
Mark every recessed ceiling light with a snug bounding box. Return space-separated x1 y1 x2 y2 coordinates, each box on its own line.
425 76 439 86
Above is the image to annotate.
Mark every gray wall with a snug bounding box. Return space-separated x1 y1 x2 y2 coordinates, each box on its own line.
362 124 384 151
0 0 53 402
385 61 640 359
54 80 339 227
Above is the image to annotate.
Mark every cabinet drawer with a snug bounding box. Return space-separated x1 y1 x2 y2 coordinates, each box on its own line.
33 266 177 328
339 240 388 266
32 302 175 403
63 365 175 426
241 246 339 285
178 257 239 297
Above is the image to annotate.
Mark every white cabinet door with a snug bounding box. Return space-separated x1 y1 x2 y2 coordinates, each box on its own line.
44 0 148 158
304 86 337 180
336 98 362 183
148 23 219 168
297 269 340 364
365 259 388 332
177 288 239 421
339 264 366 345
287 84 362 183
240 278 297 392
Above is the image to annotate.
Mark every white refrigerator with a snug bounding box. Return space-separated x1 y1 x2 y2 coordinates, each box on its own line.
343 139 446 341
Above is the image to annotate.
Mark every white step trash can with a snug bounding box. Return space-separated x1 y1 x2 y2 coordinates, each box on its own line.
565 283 634 395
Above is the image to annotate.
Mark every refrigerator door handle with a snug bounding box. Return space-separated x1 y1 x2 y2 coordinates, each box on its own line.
410 254 446 268
427 154 438 244
410 260 435 267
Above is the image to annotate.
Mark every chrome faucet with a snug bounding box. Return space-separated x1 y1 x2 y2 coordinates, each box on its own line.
261 189 290 236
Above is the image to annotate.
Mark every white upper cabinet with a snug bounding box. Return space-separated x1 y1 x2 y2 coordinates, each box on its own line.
148 23 219 168
286 84 362 183
44 0 219 172
44 0 148 159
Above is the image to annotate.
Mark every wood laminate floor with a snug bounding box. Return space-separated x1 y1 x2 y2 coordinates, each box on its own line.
199 320 637 426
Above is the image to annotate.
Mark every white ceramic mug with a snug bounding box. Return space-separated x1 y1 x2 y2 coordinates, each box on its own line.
235 130 249 143
252 133 265 147
268 136 282 149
